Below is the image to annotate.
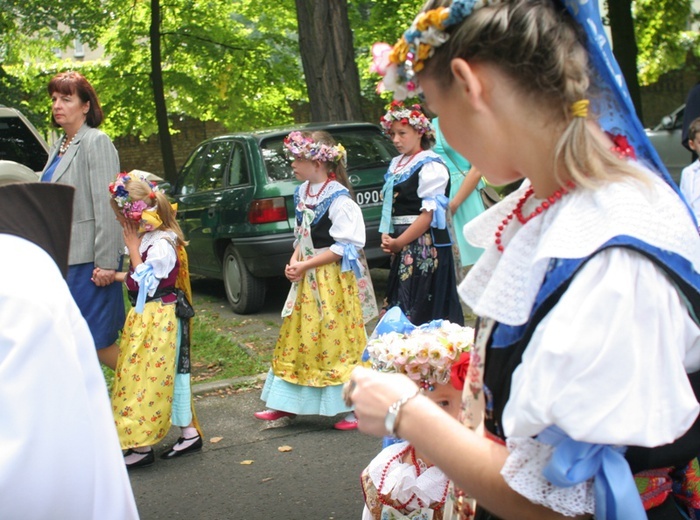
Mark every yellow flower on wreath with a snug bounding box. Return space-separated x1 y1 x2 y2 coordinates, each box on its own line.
415 7 449 31
390 38 410 64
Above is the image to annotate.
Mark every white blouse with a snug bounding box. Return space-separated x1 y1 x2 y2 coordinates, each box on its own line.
459 165 700 515
297 180 365 254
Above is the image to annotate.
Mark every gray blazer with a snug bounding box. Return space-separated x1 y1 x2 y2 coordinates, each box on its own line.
42 124 123 270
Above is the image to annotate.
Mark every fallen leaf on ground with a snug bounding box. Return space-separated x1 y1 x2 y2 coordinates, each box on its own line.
278 445 293 452
210 436 223 443
261 477 273 483
240 460 254 465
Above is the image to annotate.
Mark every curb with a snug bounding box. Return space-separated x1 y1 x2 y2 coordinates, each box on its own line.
192 372 267 396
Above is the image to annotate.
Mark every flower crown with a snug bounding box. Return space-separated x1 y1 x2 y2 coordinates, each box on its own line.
370 0 487 100
108 171 160 222
366 319 473 391
379 100 434 137
283 131 347 167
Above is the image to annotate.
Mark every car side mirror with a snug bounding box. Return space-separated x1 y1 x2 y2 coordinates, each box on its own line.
661 115 674 130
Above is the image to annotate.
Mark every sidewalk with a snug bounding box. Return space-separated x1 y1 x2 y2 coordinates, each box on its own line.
128 375 380 520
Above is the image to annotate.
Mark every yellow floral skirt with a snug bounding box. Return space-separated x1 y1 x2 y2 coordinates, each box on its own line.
111 301 178 449
272 261 367 387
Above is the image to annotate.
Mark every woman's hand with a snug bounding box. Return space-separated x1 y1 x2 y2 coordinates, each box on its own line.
348 366 420 437
381 233 402 254
91 267 116 286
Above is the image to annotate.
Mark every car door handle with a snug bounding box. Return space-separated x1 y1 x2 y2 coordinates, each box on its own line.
207 207 216 218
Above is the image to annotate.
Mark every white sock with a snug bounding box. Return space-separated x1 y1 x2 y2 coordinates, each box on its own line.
181 426 198 439
174 428 200 451
124 447 152 465
343 412 357 423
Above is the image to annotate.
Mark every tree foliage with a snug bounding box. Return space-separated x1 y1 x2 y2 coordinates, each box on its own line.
634 0 699 85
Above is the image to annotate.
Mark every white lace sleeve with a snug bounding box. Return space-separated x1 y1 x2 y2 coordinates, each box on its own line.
417 161 449 212
502 437 594 517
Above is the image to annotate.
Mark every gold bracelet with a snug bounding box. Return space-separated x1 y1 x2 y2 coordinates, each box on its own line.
384 387 421 437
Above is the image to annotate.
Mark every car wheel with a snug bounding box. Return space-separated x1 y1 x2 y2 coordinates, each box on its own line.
222 244 266 314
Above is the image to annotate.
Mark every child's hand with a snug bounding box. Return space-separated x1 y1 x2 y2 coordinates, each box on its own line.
91 267 116 286
121 219 141 251
285 260 307 283
381 234 402 254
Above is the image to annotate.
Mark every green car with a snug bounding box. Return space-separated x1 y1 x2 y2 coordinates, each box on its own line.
171 122 397 314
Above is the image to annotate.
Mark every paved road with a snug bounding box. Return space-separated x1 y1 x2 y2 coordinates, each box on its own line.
128 384 380 520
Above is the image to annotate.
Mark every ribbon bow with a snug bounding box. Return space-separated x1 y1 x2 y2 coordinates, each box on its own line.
425 194 449 229
340 243 363 279
131 263 158 314
537 426 645 519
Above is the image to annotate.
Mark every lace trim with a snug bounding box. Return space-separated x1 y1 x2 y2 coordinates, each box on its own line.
139 229 177 255
502 437 595 516
459 167 700 326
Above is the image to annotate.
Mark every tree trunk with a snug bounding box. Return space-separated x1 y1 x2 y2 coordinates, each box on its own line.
607 0 643 120
294 0 364 122
150 0 177 182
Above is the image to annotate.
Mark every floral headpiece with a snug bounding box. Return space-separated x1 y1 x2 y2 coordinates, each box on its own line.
283 131 347 167
379 100 433 137
370 0 488 100
108 171 160 223
366 317 472 391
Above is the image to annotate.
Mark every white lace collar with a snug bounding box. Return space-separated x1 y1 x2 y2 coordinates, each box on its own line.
459 166 700 326
139 229 177 254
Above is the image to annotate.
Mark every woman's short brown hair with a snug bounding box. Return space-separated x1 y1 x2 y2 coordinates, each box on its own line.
48 71 104 128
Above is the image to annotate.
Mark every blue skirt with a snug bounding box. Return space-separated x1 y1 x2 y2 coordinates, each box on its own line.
67 263 125 349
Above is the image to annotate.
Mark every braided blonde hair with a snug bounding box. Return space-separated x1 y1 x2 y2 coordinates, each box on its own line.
420 0 644 188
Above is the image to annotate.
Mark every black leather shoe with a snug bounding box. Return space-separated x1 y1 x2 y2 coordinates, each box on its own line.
160 435 203 460
125 448 155 469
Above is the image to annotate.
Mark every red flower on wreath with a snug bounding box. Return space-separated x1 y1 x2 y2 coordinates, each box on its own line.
450 351 471 391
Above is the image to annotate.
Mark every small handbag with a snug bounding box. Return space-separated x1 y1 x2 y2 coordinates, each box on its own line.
175 289 195 319
479 185 501 208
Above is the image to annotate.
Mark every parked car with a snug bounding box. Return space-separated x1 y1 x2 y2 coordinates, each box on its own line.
170 121 398 314
0 106 48 184
645 104 691 184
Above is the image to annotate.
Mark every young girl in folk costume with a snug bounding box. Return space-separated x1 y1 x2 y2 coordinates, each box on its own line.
255 131 377 431
360 315 472 520
379 102 464 326
106 172 202 468
350 1 700 519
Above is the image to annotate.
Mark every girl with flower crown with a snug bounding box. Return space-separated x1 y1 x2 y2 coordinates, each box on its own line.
350 1 700 519
360 313 472 520
254 131 378 430
104 172 202 469
378 101 464 326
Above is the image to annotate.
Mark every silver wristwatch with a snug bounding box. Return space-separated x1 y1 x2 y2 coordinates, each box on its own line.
384 388 420 437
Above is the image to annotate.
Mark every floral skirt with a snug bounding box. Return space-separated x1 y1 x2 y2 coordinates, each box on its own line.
271 261 367 388
111 301 178 449
383 226 464 326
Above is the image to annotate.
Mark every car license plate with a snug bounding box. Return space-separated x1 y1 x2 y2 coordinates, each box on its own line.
355 188 382 207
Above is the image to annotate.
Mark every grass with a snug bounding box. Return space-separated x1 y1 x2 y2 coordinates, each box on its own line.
102 294 271 389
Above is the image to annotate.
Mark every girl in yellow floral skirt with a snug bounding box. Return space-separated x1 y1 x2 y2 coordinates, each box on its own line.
104 172 201 468
254 131 378 430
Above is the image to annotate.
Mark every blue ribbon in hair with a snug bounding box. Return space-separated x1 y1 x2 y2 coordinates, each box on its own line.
537 426 645 519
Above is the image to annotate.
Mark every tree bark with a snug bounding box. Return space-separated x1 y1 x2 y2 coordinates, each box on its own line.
294 0 364 122
150 0 177 182
607 0 643 120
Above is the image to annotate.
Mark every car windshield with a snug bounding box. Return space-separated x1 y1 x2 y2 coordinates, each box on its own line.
0 116 48 172
260 128 397 181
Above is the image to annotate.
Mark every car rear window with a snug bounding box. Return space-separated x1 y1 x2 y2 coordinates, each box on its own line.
260 128 397 181
0 116 48 172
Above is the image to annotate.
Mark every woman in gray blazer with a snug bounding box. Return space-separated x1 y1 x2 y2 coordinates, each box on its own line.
40 71 124 369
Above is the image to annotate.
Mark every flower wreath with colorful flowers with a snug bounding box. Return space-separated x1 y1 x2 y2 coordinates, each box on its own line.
370 0 489 100
283 131 347 167
379 100 434 138
108 171 161 223
366 311 473 391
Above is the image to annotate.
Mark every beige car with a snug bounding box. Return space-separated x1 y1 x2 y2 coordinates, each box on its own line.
0 106 48 184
